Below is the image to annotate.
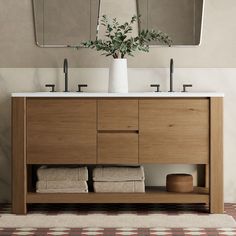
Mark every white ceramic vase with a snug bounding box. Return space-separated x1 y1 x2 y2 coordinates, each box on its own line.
108 58 128 93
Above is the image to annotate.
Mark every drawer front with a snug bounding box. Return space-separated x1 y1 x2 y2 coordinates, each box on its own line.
27 98 97 164
98 133 138 164
139 99 209 164
98 99 138 130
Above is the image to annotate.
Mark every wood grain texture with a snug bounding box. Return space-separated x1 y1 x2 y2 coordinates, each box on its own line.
139 99 209 164
97 133 138 164
12 97 27 214
210 97 224 213
27 187 209 204
205 164 210 188
98 99 138 130
26 98 97 164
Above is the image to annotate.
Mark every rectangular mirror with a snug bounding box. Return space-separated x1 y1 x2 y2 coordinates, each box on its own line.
33 0 100 47
137 0 204 46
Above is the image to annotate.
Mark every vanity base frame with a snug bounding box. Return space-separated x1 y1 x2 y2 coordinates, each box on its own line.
27 187 208 204
12 97 223 214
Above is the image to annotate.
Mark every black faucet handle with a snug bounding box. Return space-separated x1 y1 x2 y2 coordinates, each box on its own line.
150 84 161 92
77 84 88 92
170 58 174 73
63 58 68 73
45 84 56 92
182 84 193 92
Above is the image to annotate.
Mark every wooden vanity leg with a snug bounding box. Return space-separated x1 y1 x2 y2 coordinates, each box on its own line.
205 164 209 188
210 97 223 213
12 97 27 214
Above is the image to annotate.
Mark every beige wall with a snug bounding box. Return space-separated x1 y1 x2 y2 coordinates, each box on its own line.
0 0 236 68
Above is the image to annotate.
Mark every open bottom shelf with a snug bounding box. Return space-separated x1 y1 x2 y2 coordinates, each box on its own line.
27 187 209 204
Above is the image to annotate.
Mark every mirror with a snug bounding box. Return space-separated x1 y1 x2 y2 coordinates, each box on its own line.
33 0 100 47
137 0 204 46
98 0 139 39
33 0 204 47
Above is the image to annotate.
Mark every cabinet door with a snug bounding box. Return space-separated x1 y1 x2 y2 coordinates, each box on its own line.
27 98 97 164
139 99 209 164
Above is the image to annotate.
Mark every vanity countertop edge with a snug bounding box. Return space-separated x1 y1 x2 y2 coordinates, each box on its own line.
11 92 224 98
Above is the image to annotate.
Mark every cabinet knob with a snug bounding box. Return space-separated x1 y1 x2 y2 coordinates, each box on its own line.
182 84 193 92
77 84 88 92
45 84 56 92
150 84 161 92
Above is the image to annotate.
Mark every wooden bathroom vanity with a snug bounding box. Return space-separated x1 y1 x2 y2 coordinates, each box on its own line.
11 92 223 214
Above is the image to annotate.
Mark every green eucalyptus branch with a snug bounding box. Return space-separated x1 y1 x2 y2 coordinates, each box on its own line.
75 15 172 59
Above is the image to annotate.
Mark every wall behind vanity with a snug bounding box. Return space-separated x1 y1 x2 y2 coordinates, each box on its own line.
1 0 236 67
0 0 236 202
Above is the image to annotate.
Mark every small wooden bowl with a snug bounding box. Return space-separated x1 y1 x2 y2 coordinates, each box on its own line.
166 174 193 193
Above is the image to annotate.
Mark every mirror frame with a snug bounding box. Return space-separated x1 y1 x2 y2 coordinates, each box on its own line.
32 0 101 48
137 0 205 47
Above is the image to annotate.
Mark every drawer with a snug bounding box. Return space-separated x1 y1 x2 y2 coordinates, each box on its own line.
98 133 138 164
98 99 138 130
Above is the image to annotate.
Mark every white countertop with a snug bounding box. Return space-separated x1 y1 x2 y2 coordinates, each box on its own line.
11 92 224 98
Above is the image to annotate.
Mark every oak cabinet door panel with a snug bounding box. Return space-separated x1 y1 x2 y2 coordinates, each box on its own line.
27 98 97 164
139 99 209 164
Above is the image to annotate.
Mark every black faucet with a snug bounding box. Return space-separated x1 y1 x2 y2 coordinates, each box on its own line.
63 58 69 92
169 58 174 92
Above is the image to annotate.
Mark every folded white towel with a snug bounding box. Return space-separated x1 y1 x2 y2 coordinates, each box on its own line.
93 166 145 182
94 181 145 193
36 180 88 193
37 166 88 181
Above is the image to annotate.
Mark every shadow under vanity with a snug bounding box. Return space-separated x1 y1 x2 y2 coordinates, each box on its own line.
11 93 223 214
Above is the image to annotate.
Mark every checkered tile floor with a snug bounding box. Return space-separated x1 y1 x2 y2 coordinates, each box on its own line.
0 203 236 235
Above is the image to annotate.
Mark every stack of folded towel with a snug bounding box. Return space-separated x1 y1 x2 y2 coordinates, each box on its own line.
93 166 145 193
36 166 88 193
